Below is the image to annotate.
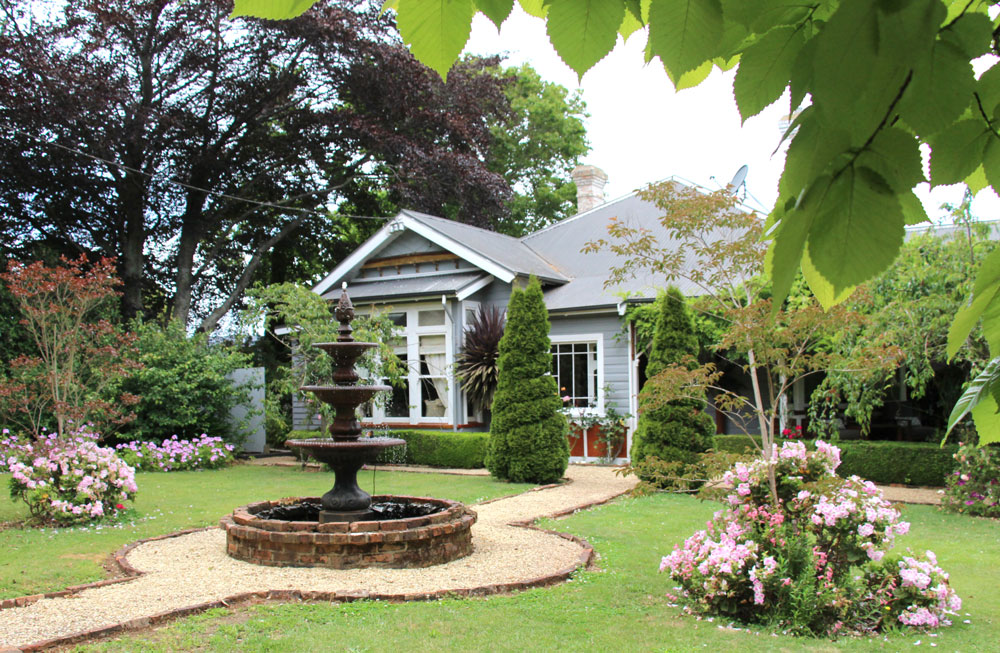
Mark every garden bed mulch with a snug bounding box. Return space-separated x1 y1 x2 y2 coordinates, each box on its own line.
0 465 636 652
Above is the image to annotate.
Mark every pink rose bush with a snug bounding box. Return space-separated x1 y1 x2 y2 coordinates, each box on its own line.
2 428 136 524
942 442 1000 518
660 440 960 636
115 434 234 472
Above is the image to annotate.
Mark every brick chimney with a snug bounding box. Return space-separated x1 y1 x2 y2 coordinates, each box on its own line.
571 165 608 213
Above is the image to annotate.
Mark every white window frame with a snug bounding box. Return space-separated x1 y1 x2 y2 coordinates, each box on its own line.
549 333 604 417
357 302 453 425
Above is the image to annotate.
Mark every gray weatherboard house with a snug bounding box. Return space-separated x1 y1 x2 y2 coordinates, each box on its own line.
292 166 688 463
292 166 994 458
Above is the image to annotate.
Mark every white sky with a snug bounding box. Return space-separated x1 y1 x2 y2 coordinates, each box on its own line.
465 7 1000 222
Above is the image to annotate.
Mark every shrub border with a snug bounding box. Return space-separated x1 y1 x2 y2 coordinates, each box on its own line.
0 477 621 653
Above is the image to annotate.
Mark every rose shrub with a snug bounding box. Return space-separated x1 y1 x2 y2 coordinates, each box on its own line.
660 441 960 636
2 428 136 524
942 442 1000 518
115 434 235 472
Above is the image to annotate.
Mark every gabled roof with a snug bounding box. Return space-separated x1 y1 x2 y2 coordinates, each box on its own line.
312 210 568 297
312 179 712 311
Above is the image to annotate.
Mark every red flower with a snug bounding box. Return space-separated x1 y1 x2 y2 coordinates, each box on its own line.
115 503 125 510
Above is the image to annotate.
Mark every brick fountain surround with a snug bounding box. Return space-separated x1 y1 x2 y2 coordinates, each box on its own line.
222 284 476 569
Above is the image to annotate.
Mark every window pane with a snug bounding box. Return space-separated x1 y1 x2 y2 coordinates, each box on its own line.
386 379 409 417
418 309 445 326
420 379 446 417
387 312 407 327
551 341 598 408
419 335 447 375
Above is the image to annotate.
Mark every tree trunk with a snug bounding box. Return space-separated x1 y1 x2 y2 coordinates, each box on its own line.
197 215 306 333
119 173 146 320
171 183 210 325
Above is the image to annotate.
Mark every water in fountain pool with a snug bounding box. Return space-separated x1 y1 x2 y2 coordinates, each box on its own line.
253 498 442 522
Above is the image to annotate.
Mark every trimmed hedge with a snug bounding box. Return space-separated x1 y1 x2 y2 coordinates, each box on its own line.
286 429 488 469
711 435 958 487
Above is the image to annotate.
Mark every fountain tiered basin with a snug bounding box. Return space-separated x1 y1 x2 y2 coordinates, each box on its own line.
222 284 476 569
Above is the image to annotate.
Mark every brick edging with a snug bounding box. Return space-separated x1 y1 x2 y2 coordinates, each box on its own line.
5 481 632 652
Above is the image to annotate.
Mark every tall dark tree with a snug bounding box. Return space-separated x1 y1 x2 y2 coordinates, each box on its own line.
0 0 514 330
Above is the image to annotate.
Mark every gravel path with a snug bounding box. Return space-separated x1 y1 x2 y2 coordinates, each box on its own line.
0 465 636 650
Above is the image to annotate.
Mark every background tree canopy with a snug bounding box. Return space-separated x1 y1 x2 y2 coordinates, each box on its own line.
0 0 588 331
237 0 1000 441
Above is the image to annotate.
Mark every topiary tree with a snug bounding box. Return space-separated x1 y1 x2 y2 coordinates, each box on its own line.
486 276 568 483
630 287 714 470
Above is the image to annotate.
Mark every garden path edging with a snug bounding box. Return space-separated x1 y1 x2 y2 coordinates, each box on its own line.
0 465 634 652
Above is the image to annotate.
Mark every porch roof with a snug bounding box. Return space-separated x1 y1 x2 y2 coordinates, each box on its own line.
323 271 492 304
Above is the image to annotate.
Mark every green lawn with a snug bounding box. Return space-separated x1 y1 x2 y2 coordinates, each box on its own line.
0 464 533 599
70 493 999 652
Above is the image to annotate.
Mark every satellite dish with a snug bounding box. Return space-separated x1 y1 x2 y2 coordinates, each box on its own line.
727 165 748 195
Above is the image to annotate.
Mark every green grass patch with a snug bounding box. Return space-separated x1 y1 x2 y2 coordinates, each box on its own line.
72 494 999 652
0 465 532 599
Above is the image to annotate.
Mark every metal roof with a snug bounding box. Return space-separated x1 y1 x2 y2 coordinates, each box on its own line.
323 272 490 303
399 210 569 283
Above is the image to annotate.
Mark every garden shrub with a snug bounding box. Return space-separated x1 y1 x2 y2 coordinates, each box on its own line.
383 429 487 468
287 429 488 468
631 288 714 477
942 442 1000 517
836 441 958 487
711 436 958 486
117 320 252 444
115 434 235 472
2 428 137 524
660 441 961 636
487 276 568 483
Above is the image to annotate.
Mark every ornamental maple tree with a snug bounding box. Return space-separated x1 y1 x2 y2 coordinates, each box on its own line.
0 256 141 437
588 184 900 500
239 0 1000 444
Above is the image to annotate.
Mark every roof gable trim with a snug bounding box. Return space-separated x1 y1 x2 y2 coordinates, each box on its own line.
399 214 516 283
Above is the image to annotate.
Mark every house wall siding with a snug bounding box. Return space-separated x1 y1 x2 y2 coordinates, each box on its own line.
377 231 443 257
549 313 630 412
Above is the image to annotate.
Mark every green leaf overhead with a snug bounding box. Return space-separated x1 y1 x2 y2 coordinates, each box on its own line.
855 127 925 192
518 0 548 18
810 0 880 119
766 175 831 310
475 0 515 28
733 25 806 123
806 166 906 293
929 119 991 186
898 41 976 138
944 357 1000 441
948 247 1000 358
971 393 1000 447
648 0 723 81
546 0 625 79
231 0 316 19
983 137 1000 197
396 0 477 80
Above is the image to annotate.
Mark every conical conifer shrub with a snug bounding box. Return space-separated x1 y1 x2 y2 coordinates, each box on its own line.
486 276 568 483
631 287 714 470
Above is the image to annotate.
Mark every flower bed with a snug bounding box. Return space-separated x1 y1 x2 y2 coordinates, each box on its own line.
1 428 136 524
942 443 1000 517
660 441 960 636
115 434 235 472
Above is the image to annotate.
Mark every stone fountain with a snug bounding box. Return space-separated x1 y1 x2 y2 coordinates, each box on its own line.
222 284 476 569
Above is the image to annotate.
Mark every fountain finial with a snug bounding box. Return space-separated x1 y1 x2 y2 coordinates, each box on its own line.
335 283 355 342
